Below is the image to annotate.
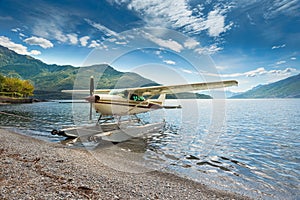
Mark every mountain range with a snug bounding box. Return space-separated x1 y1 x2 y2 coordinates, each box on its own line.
0 45 157 91
1 45 298 99
0 45 212 99
231 73 300 98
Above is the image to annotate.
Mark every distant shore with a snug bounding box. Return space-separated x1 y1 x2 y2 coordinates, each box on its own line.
0 96 33 104
0 96 49 104
0 129 251 199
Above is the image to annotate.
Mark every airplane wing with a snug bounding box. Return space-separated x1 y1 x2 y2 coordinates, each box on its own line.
61 89 111 94
62 80 238 96
124 80 238 96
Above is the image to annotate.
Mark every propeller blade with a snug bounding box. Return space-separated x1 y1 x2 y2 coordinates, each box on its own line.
90 76 94 96
89 76 94 121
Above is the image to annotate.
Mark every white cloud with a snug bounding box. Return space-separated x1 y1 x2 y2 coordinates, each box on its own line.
19 33 26 38
79 36 90 47
54 30 68 43
163 60 176 65
32 19 68 43
127 0 197 29
84 19 130 46
112 0 233 37
276 60 286 65
155 50 161 55
264 0 300 19
247 13 255 25
271 44 286 49
216 66 228 71
245 67 268 77
205 9 233 37
88 40 108 49
268 68 296 75
107 38 117 43
32 16 83 46
29 5 80 44
290 57 296 60
0 36 40 56
143 31 183 52
33 21 84 46
67 33 78 45
184 38 199 49
23 4 94 47
11 28 26 39
206 67 297 78
88 40 101 48
181 69 193 74
115 41 127 45
24 36 54 49
30 50 41 55
0 16 13 21
11 28 21 32
85 19 118 37
195 44 223 55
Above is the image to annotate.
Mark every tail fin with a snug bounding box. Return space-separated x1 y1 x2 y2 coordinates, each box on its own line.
157 94 166 106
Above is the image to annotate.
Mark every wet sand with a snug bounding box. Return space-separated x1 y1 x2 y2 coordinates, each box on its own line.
0 129 252 199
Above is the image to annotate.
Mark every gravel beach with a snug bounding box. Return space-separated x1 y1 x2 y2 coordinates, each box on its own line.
0 129 252 200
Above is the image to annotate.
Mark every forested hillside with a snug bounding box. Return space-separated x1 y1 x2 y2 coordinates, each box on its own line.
0 45 156 91
231 73 300 98
0 45 212 100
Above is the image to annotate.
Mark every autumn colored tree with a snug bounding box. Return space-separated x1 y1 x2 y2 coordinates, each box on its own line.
21 80 34 97
0 74 34 97
0 74 4 91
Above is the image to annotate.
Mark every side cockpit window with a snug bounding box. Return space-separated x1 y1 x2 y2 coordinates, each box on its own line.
130 94 145 101
109 90 145 101
109 89 128 98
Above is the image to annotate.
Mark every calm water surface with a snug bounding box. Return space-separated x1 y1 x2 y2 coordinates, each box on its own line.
0 99 299 199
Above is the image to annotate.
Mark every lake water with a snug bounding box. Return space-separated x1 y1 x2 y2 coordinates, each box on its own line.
0 99 299 199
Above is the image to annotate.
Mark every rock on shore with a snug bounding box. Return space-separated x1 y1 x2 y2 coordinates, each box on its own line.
0 129 252 199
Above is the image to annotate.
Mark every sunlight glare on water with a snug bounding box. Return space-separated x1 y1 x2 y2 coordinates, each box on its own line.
0 99 299 199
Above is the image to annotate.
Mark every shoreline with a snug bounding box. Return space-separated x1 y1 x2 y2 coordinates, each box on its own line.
0 96 33 104
0 129 252 199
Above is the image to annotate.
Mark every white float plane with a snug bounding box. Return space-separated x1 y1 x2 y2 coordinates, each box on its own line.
64 77 237 119
54 77 237 142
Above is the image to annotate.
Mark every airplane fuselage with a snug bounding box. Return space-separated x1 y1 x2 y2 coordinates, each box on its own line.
88 94 163 116
73 79 238 117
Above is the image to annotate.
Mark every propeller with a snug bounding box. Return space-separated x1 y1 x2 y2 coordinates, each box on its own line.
89 76 94 121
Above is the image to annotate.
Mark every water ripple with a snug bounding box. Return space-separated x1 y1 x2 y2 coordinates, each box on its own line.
1 99 299 199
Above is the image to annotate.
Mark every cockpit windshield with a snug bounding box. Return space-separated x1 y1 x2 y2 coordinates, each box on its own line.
109 89 145 101
109 89 128 98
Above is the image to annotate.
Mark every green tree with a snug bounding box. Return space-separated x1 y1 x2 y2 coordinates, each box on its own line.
0 74 34 97
21 80 34 97
0 73 5 91
3 77 22 97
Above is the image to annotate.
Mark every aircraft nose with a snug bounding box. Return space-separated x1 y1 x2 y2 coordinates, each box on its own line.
85 95 95 103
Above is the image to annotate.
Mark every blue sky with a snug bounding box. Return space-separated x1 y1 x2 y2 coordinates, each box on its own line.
0 0 299 92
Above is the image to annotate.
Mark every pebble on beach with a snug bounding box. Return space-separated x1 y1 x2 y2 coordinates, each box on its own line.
0 129 252 199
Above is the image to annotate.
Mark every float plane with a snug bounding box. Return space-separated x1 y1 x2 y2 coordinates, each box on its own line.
52 77 238 143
